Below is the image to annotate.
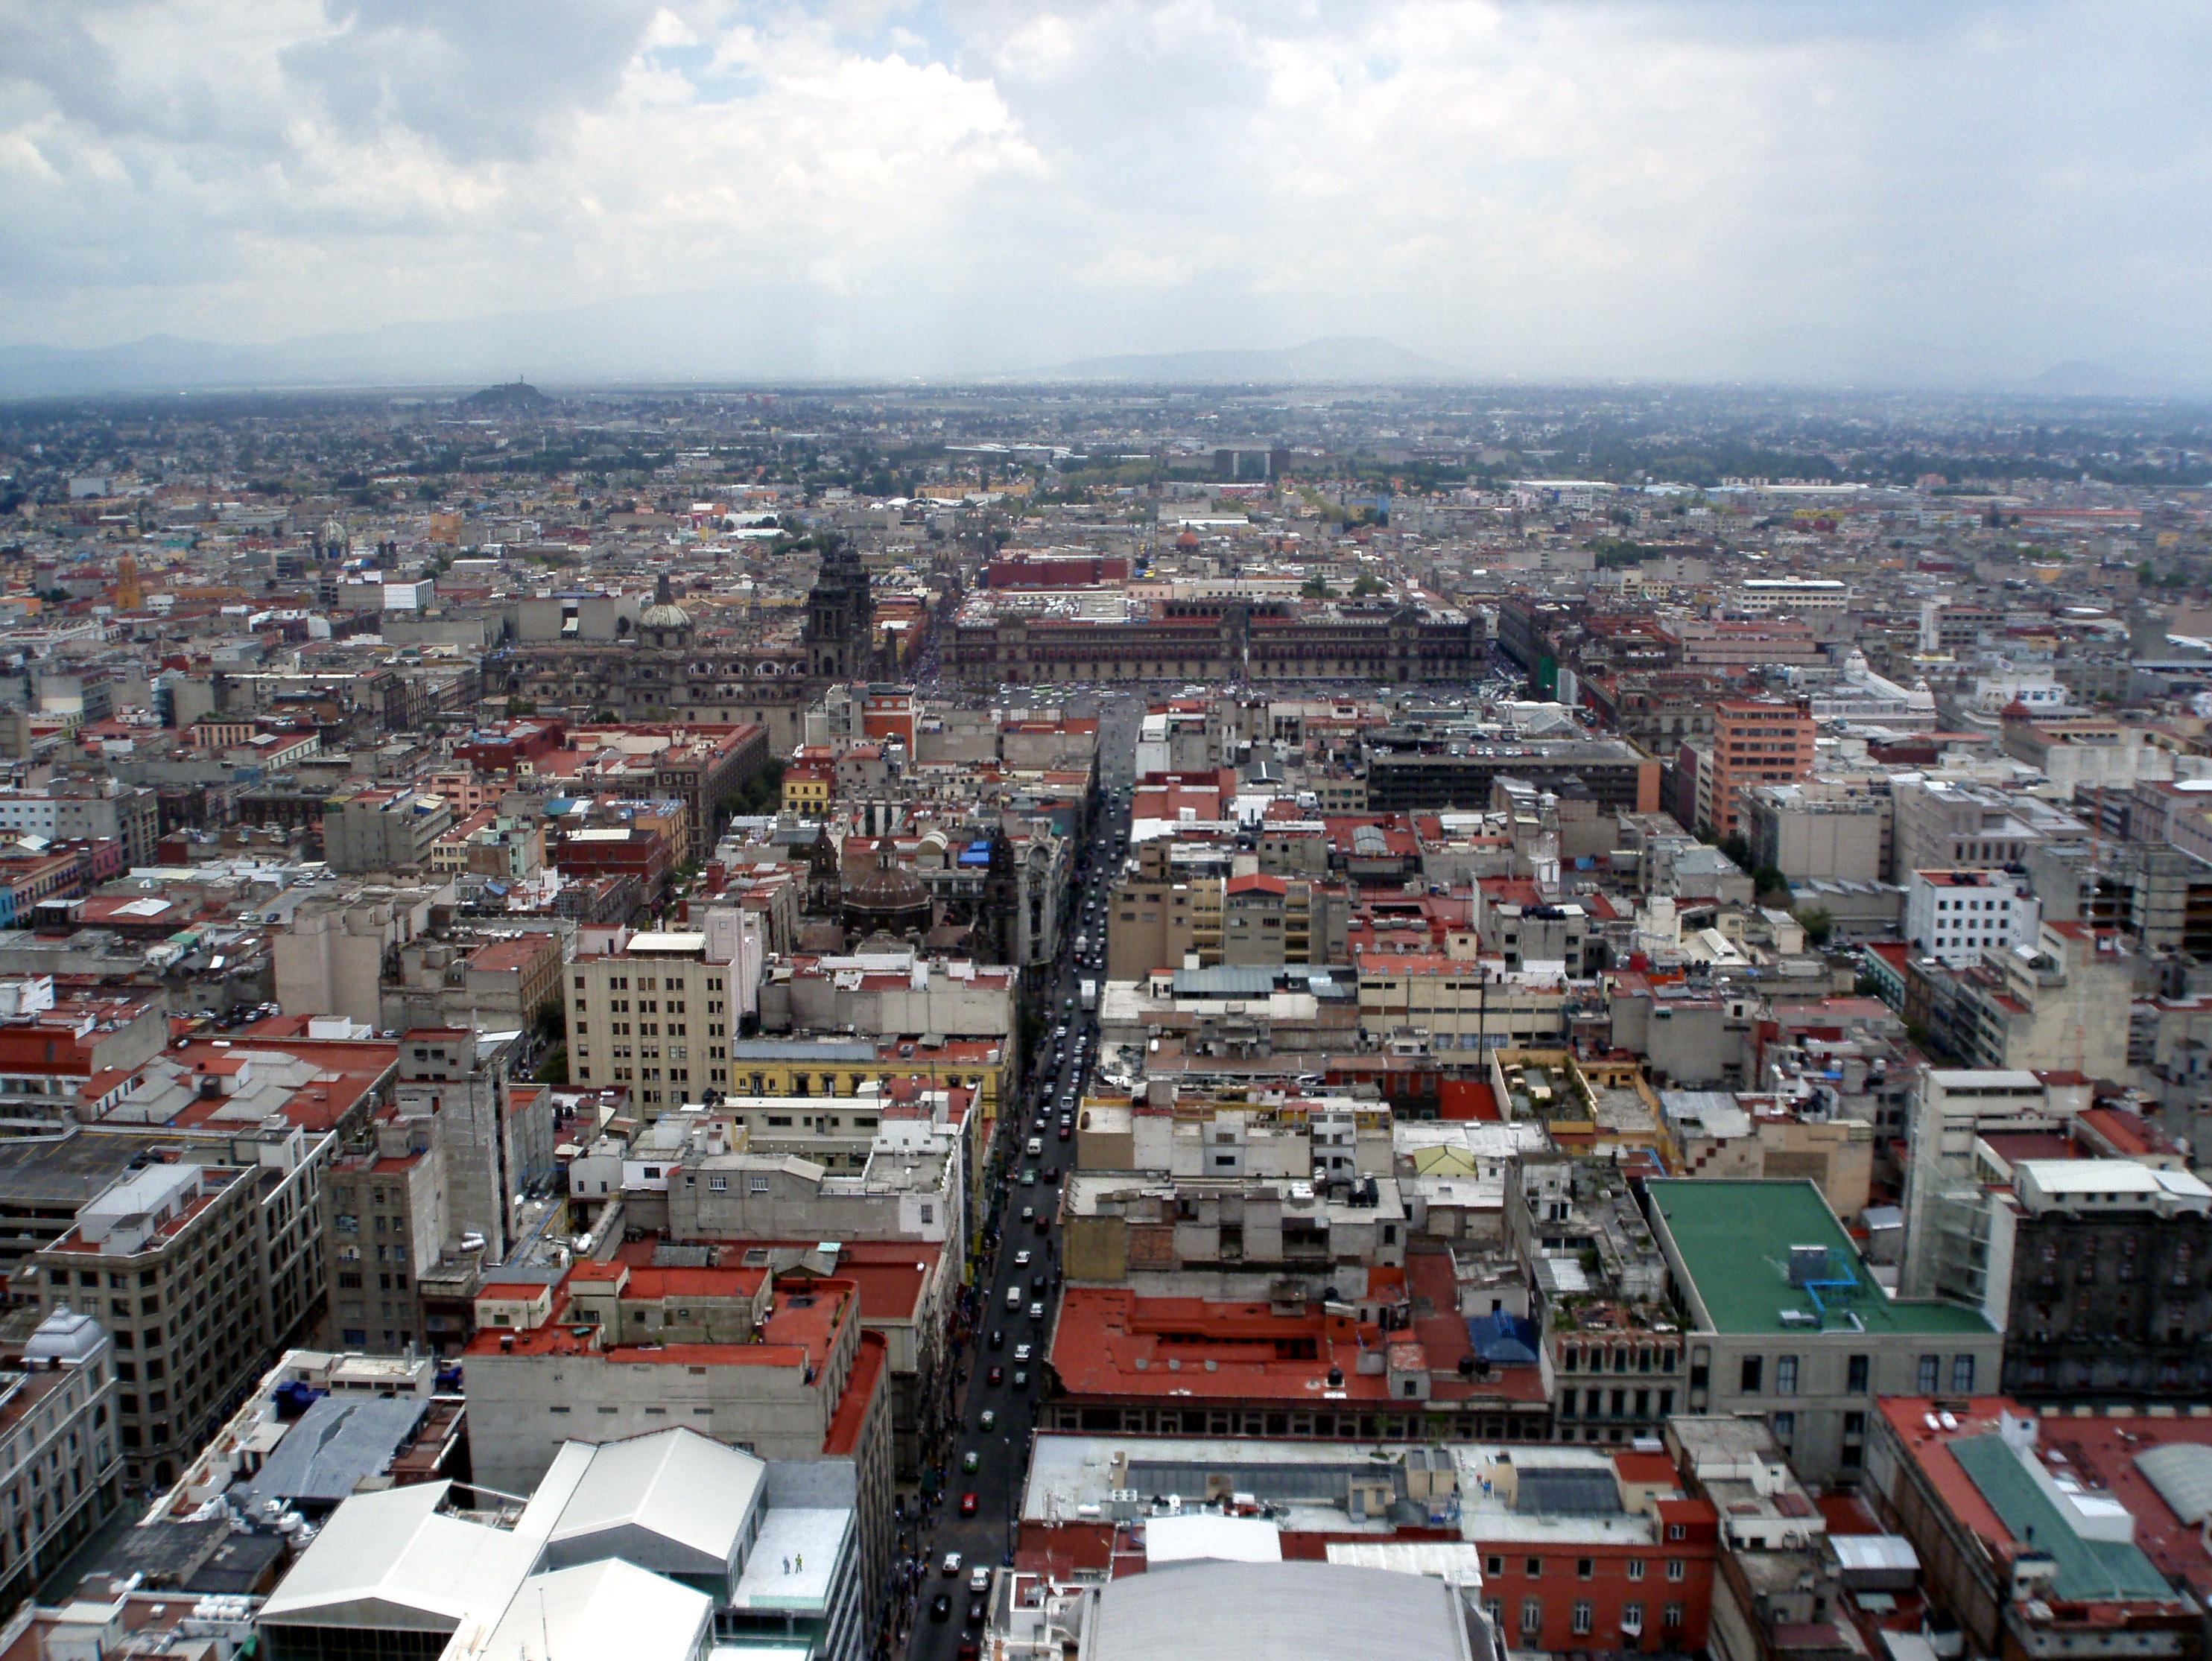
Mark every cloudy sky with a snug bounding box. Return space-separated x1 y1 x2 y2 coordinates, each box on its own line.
1 0 2208 384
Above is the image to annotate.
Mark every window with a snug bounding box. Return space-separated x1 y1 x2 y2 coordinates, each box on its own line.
1521 1599 1543 1636
1773 1411 1795 1442
749 1176 770 1194
1576 1558 1594 1580
1666 1524 1686 1543
1664 1602 1685 1630
1847 1353 1869 1393
1740 1355 1763 1393
1775 1354 1798 1395
1666 1558 1686 1581
1622 1603 1645 1635
1572 1601 1594 1636
1917 1354 1940 1392
1627 1560 1646 1582
1486 1556 1503 1578
1526 1558 1542 1578
709 1175 728 1193
1952 1354 1976 1392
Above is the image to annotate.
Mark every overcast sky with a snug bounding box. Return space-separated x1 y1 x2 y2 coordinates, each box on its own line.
2 0 2208 384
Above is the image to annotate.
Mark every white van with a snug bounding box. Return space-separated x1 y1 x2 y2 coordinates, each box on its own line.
1007 1286 1022 1309
1025 1137 1042 1157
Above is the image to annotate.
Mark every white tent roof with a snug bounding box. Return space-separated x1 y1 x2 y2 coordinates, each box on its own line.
522 1427 763 1569
469 1560 712 1661
260 1481 538 1630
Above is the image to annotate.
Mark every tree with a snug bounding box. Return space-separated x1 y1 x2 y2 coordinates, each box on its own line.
1794 906 1834 946
1349 573 1384 597
1300 576 1332 600
1719 833 1752 869
1752 865 1790 898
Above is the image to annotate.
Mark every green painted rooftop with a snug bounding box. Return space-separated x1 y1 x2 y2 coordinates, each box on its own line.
1647 1179 1994 1337
1950 1435 2175 1604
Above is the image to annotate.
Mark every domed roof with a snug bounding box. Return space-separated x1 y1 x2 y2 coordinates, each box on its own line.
846 855 929 918
640 574 691 631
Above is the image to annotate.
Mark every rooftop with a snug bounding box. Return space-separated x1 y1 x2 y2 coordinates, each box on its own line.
1647 1179 1994 1337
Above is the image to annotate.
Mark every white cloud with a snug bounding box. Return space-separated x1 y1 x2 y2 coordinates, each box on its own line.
0 0 2207 381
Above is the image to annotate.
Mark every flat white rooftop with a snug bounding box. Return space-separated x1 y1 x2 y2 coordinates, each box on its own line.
733 1508 852 1613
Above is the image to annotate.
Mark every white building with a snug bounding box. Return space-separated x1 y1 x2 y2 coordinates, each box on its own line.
1904 868 2041 967
258 1426 864 1661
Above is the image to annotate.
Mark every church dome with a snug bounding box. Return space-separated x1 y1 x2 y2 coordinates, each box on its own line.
843 851 931 933
640 573 691 633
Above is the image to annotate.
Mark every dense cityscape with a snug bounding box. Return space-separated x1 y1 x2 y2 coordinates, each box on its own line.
0 374 2209 1661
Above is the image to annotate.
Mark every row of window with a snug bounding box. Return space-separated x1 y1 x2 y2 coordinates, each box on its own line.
1494 1597 1683 1637
1735 1352 1974 1395
1486 1554 1689 1582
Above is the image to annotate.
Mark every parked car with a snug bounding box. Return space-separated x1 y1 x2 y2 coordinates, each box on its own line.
942 1552 963 1578
1014 1344 1033 1363
966 1599 986 1628
960 1492 978 1517
1014 1250 1033 1268
931 1594 952 1623
969 1565 991 1593
1027 1301 1044 1321
987 1365 1004 1387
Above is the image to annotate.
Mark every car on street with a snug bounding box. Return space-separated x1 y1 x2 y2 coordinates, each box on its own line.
1020 1169 1036 1187
1012 1368 1029 1388
988 1327 1004 1350
962 1450 980 1473
980 1408 998 1430
967 1598 986 1628
1013 1250 1032 1268
1035 1210 1051 1231
1027 1300 1044 1320
1014 1343 1033 1363
959 1491 978 1516
931 1594 952 1623
942 1552 963 1577
1056 1124 1071 1143
1043 1165 1059 1182
1020 1206 1035 1225
969 1565 991 1593
987 1365 1004 1386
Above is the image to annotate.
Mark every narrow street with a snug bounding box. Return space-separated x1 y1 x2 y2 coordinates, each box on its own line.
898 695 1141 1661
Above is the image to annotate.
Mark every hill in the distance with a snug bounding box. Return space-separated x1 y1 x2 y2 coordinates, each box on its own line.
1043 335 1455 384
462 379 552 412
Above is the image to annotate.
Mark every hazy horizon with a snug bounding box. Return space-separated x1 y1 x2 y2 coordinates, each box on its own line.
5 1 2209 392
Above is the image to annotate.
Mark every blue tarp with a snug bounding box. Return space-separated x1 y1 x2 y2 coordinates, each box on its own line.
1465 1312 1541 1365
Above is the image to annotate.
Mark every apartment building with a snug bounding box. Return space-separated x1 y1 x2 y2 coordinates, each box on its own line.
1693 699 1814 840
564 913 765 1114
1903 868 2041 966
0 977 167 1135
1645 1179 2002 1484
320 787 455 873
24 1156 286 1487
1354 950 1576 1049
0 1308 121 1612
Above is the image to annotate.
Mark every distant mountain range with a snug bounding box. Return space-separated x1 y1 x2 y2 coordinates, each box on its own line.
0 317 2198 401
1041 335 1455 383
2026 359 2158 397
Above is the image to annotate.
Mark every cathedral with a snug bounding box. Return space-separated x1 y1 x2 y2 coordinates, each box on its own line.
493 539 879 748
